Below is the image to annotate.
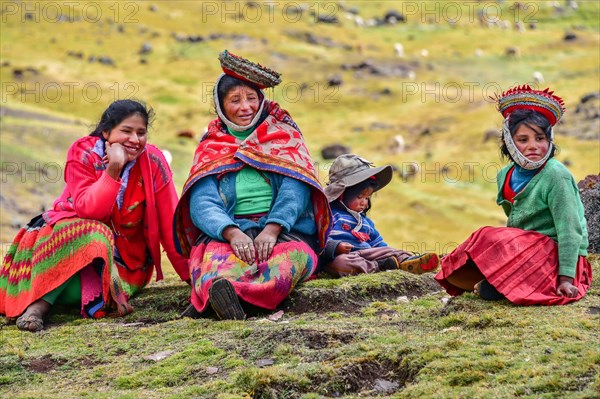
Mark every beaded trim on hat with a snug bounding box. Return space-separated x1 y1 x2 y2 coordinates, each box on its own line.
218 50 281 89
496 85 566 126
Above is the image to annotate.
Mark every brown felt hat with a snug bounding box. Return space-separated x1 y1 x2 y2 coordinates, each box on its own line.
324 154 393 202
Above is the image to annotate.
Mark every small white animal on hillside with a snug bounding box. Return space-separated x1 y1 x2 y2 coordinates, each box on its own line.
394 43 405 58
389 135 406 154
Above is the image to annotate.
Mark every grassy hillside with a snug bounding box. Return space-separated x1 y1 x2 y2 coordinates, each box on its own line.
1 1 599 397
1 0 599 245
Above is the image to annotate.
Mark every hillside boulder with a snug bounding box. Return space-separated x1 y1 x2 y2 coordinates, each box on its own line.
558 92 600 140
578 175 600 253
139 42 153 55
384 10 405 24
177 129 196 139
321 144 350 160
483 129 499 142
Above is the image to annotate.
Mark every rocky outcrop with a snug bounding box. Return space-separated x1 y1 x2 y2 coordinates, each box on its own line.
578 174 600 253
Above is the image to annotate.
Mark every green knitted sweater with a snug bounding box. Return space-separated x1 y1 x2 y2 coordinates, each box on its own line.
496 158 588 278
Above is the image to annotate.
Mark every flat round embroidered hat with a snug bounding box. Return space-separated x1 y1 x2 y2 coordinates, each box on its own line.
496 85 566 126
218 50 281 89
324 154 393 202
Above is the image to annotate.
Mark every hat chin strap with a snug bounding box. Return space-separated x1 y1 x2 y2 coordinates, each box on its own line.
340 201 364 231
214 73 266 132
502 118 553 170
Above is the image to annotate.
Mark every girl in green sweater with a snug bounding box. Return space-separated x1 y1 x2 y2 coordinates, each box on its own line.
435 85 592 305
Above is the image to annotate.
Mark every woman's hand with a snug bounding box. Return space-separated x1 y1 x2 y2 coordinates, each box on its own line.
254 223 282 263
556 276 579 298
104 142 128 180
335 242 353 255
222 226 255 265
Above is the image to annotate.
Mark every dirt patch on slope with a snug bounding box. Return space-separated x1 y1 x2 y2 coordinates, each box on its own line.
253 326 359 351
23 355 67 373
282 272 442 314
249 356 422 398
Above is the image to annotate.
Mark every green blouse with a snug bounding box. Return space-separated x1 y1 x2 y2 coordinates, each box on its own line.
227 127 273 215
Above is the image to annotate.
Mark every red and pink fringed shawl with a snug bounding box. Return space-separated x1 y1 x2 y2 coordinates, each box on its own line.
174 101 331 257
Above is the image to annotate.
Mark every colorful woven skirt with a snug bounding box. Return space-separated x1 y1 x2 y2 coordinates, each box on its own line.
0 215 135 318
435 226 593 306
189 238 317 312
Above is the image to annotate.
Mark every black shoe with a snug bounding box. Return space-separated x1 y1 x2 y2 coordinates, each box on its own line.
179 303 202 319
377 256 399 271
209 278 246 320
478 279 504 301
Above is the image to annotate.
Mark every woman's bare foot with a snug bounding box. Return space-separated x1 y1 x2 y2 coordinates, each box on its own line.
473 280 484 296
16 300 51 332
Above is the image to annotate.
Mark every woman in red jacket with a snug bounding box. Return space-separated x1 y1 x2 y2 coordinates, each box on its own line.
0 99 189 331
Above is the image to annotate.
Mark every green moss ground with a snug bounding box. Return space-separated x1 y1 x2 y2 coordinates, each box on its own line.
1 256 598 398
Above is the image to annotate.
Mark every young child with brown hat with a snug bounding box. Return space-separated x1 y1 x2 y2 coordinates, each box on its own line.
321 154 439 277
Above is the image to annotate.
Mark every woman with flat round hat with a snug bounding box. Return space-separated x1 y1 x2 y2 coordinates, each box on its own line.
174 50 331 320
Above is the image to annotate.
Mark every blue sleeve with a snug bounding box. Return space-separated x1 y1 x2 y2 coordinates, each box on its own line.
266 176 311 232
366 217 387 247
189 176 238 241
322 210 347 261
328 211 349 239
323 238 342 261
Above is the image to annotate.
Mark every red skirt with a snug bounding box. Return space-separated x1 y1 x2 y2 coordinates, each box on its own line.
435 226 593 306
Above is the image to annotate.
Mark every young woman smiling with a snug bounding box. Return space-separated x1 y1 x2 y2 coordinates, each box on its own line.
0 100 189 331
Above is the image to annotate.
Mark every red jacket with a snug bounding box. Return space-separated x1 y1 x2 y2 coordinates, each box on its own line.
44 136 189 282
